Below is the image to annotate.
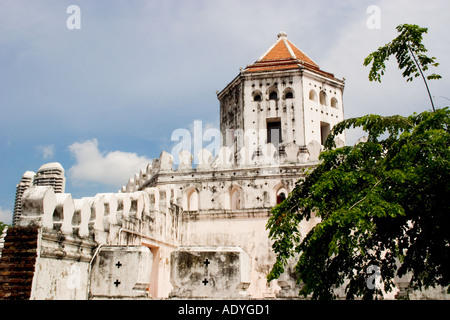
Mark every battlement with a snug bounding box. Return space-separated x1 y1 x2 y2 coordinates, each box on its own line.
120 139 343 193
14 138 337 247
17 185 181 248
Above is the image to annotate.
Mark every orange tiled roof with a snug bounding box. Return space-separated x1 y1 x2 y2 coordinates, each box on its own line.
244 32 333 78
285 39 318 67
259 39 295 61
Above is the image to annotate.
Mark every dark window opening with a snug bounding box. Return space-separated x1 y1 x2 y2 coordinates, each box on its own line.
254 94 262 102
277 192 286 204
285 92 293 99
320 122 331 146
269 91 278 100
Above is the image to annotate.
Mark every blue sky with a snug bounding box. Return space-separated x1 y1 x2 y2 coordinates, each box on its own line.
1 0 449 224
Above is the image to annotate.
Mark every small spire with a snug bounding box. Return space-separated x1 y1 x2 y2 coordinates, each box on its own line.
277 31 287 39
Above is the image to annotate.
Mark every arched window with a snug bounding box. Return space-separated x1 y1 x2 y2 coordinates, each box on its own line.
331 97 338 108
252 90 262 102
284 89 294 99
276 187 288 205
269 91 278 100
319 90 327 105
230 186 242 210
277 192 286 204
309 89 318 102
185 188 199 211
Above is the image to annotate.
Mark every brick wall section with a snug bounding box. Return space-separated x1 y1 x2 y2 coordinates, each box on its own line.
0 227 39 300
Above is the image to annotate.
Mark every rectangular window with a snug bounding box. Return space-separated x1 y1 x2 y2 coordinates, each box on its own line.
267 120 282 147
320 122 331 146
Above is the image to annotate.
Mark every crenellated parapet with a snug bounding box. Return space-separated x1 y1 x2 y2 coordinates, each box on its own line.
5 183 183 300
13 137 345 252
120 139 344 195
17 185 182 248
18 186 56 230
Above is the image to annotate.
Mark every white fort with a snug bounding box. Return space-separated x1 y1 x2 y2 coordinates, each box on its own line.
2 32 440 300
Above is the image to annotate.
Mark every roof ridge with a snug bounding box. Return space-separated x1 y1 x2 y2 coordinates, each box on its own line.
285 38 319 67
282 37 297 60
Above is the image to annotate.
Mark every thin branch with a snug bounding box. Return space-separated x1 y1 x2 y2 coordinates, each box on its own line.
348 179 382 211
407 44 436 112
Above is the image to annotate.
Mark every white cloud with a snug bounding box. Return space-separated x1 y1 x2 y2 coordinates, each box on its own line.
68 139 151 187
0 206 12 225
37 144 55 159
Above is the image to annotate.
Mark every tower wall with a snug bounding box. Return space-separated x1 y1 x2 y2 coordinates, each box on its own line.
218 71 345 155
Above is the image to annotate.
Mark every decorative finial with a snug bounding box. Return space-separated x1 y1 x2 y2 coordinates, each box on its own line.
277 31 287 39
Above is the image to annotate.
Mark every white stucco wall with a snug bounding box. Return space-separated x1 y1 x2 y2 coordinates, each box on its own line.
31 257 90 300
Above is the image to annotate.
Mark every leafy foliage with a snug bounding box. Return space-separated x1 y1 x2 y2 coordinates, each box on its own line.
364 24 441 82
266 108 450 299
0 221 9 235
267 22 448 300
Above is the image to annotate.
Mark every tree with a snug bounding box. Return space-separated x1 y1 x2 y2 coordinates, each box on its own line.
266 25 449 299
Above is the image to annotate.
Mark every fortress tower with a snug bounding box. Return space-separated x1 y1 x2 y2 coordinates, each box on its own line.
218 31 345 152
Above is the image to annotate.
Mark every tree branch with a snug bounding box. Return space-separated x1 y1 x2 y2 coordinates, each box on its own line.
348 179 382 211
407 44 436 112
